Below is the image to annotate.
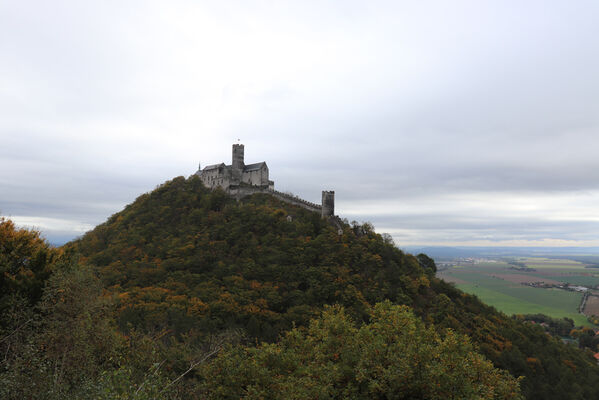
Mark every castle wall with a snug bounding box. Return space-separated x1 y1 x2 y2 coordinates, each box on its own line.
197 165 231 189
242 166 269 186
271 190 322 213
228 186 322 214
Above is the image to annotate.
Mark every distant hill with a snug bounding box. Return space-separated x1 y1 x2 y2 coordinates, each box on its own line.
66 176 599 399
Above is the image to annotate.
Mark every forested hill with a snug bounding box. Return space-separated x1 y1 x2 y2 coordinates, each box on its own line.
60 176 599 398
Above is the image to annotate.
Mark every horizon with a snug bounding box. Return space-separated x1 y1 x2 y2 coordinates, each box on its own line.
2 1 599 247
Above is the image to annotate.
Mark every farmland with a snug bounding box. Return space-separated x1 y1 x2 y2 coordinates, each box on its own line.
437 257 599 327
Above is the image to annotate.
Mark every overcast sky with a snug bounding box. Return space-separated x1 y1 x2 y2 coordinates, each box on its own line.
2 0 599 247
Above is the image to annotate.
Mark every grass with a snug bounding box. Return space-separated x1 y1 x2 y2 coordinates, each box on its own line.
439 258 594 327
519 257 599 286
519 257 587 270
455 282 587 326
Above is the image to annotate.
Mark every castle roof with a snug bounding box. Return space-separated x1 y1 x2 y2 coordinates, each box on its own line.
203 163 226 170
202 162 266 172
244 162 267 172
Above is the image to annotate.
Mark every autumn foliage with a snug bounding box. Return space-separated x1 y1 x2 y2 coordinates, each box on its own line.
3 176 599 398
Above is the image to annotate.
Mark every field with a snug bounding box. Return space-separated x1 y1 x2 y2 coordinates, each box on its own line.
584 296 599 318
438 257 598 327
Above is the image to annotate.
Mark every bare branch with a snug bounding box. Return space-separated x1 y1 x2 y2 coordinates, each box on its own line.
135 359 166 395
162 330 241 392
163 346 222 391
0 318 33 344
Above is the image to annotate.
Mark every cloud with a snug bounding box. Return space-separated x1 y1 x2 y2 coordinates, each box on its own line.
9 215 93 233
1 1 599 246
340 190 599 246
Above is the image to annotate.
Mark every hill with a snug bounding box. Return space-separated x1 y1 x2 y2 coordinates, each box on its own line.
68 176 420 341
59 176 599 398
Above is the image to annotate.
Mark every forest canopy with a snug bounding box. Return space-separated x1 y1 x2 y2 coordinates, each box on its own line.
2 176 599 399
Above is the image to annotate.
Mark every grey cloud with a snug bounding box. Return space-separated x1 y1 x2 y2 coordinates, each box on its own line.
2 1 599 246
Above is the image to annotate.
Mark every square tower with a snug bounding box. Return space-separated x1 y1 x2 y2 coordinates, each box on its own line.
232 144 245 170
232 144 245 183
321 191 335 217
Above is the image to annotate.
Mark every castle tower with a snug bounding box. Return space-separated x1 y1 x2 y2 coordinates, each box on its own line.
232 144 244 170
321 191 335 217
232 144 245 182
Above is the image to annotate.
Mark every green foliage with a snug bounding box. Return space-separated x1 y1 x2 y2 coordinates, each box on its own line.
587 314 599 326
86 360 174 400
0 218 185 399
67 176 423 342
421 279 599 399
0 262 123 399
0 260 185 399
417 253 437 277
200 302 522 399
514 314 574 337
39 263 122 388
569 326 599 351
59 176 599 398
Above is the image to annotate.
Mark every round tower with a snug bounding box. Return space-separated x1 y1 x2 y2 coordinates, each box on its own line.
321 190 335 217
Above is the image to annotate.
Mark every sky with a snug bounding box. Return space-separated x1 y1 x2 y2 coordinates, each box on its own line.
1 0 599 247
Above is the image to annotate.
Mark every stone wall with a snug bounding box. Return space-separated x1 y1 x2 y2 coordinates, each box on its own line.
270 190 322 213
227 186 323 214
241 166 269 186
197 164 231 189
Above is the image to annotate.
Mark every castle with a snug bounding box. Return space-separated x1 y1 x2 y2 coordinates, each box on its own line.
196 144 274 191
196 144 335 218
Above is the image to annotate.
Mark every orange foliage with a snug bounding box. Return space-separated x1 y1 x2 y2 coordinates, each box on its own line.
562 359 577 372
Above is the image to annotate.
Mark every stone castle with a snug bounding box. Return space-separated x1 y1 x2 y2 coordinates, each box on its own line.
196 144 335 218
197 144 274 191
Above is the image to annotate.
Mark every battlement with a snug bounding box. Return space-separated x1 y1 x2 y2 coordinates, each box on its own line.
271 189 323 213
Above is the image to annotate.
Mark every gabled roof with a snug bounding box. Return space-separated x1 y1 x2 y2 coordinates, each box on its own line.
244 162 267 172
203 163 227 170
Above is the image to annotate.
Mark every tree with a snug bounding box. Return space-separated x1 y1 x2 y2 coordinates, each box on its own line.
417 253 437 276
0 217 59 306
0 260 123 399
200 302 523 399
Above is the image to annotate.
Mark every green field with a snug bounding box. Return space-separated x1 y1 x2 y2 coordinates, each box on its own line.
438 257 593 326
